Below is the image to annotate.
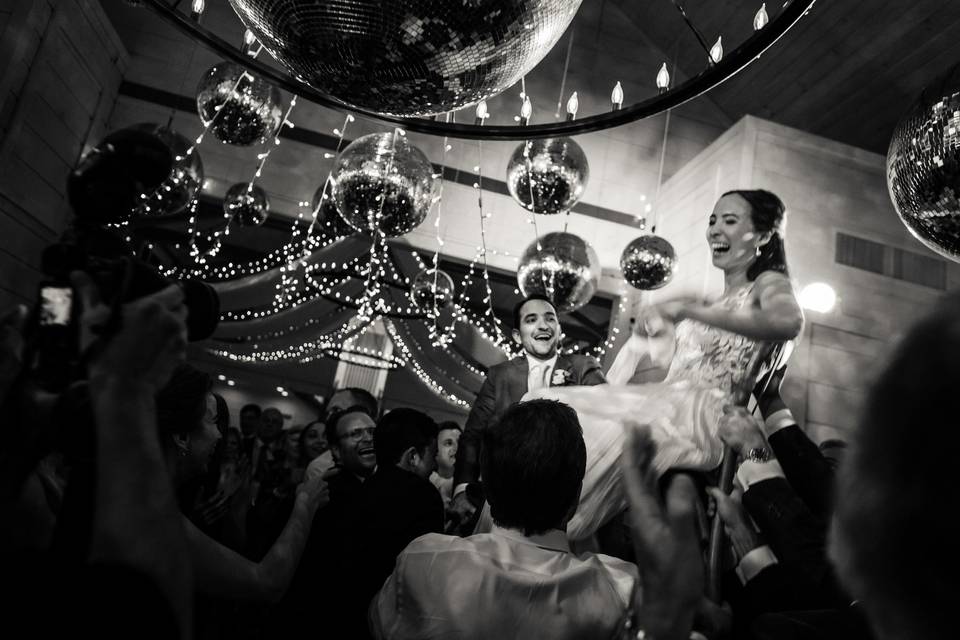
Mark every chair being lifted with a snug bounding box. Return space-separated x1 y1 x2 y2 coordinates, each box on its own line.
706 341 788 603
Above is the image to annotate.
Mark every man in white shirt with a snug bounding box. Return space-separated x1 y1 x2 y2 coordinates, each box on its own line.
370 400 636 639
450 295 605 524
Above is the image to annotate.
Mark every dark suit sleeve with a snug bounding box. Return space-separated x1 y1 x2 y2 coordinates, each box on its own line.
768 424 836 519
573 355 606 386
454 372 497 488
742 478 847 608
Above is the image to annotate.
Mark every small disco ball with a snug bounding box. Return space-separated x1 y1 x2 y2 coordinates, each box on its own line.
887 65 960 262
224 182 270 227
506 138 589 215
228 0 583 116
410 268 455 312
621 235 678 290
130 123 204 218
196 61 283 146
311 185 356 238
517 231 599 312
331 132 438 238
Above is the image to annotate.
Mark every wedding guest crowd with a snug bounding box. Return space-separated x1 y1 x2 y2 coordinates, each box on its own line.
1 278 957 640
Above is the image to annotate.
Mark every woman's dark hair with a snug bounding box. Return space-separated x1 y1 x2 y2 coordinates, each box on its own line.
298 420 326 465
722 189 789 281
482 400 586 536
156 364 212 439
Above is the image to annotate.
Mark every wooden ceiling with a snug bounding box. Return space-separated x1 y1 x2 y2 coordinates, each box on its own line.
612 0 960 154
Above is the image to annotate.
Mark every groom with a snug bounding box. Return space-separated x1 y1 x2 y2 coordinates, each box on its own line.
449 294 606 522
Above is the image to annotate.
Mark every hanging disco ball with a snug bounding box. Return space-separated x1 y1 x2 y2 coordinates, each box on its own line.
196 61 283 146
311 184 357 238
409 268 455 312
224 182 270 227
621 235 677 290
506 137 589 215
887 65 960 262
331 132 438 238
129 123 204 218
227 0 583 116
517 231 599 312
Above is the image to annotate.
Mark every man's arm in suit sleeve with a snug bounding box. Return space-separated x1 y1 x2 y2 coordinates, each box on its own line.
453 373 497 490
764 410 836 518
579 355 607 386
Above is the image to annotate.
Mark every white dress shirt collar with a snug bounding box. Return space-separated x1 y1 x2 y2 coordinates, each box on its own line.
525 351 559 370
490 524 570 553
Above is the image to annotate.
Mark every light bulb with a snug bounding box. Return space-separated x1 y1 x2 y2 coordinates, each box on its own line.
244 28 256 46
565 91 579 120
474 100 488 125
709 36 723 64
611 81 624 109
753 3 769 30
190 0 205 19
520 96 532 123
656 63 670 91
799 283 837 313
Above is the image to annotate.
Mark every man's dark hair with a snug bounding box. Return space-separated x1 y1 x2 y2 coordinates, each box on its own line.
324 405 373 447
324 387 379 418
240 403 261 418
832 289 960 640
482 400 585 536
375 408 439 466
437 420 462 434
512 294 557 330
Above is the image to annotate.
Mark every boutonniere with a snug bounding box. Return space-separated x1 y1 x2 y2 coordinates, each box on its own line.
551 368 571 386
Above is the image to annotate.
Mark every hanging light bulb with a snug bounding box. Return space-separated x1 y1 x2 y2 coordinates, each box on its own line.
520 96 533 125
190 0 205 21
243 28 256 46
656 63 670 93
474 100 489 125
611 81 624 110
565 91 579 121
753 3 769 30
709 36 723 64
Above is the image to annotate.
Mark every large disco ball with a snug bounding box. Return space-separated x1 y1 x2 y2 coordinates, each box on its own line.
311 185 357 238
887 65 960 262
224 182 270 227
517 232 599 312
410 268 455 312
331 132 438 238
506 138 589 214
196 61 283 146
621 235 677 290
130 123 203 218
227 0 584 116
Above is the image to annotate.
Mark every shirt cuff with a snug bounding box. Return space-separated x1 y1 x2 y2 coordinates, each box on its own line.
736 459 786 491
453 483 469 498
735 545 778 584
762 408 795 437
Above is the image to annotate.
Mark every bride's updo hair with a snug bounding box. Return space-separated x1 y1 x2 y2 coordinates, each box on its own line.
722 189 789 281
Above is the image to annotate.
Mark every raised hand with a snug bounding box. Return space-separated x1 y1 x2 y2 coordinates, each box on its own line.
717 405 768 458
621 423 704 640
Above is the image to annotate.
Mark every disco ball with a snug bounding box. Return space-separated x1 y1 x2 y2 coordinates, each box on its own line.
887 65 960 262
331 132 438 238
130 123 204 218
517 232 599 312
311 184 357 238
410 268 455 312
621 235 677 290
506 138 589 214
227 0 583 116
196 61 283 146
224 182 270 227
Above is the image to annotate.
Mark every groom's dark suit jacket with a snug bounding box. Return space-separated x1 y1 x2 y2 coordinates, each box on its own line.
453 353 606 490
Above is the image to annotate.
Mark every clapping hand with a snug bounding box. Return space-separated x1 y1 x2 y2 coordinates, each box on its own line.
621 423 704 640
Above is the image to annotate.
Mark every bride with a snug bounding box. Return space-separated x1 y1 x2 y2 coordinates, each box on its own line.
527 189 804 541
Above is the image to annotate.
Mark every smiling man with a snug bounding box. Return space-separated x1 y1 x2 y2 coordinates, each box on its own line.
450 294 606 524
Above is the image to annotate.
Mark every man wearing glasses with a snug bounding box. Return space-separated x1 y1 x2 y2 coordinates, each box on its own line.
323 406 378 502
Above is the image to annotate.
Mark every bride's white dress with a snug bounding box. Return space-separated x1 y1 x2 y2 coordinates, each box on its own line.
526 285 760 541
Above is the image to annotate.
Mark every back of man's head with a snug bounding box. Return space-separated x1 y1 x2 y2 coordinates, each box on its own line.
831 289 960 640
482 399 585 536
375 408 438 474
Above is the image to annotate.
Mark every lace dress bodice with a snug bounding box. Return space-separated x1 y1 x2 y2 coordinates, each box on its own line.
663 285 758 393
